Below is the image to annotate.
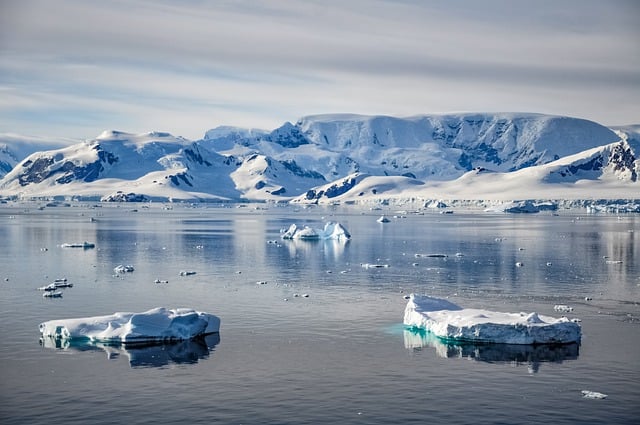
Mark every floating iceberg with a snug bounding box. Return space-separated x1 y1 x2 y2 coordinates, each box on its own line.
281 221 351 241
39 307 220 345
404 295 581 345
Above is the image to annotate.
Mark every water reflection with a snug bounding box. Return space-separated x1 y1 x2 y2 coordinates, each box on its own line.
403 328 578 373
39 334 220 368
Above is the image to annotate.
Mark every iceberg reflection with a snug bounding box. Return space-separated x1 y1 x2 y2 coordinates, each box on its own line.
404 328 578 373
40 333 220 368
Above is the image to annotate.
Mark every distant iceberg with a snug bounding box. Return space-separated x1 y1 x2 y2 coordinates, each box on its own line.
39 307 220 345
281 221 351 241
404 295 581 345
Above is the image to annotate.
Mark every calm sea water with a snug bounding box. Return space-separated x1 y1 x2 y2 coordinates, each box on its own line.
0 203 638 424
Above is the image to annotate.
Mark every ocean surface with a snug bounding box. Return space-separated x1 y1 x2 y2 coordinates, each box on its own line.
0 203 638 424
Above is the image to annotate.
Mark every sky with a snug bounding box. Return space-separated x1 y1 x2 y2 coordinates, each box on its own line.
1 0 639 141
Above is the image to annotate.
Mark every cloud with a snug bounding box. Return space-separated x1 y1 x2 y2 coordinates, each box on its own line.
1 0 638 139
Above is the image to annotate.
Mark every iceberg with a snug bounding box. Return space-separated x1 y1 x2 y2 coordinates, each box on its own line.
404 295 581 345
281 221 351 241
39 307 220 345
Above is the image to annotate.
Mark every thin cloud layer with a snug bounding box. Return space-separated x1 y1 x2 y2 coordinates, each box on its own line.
1 0 638 139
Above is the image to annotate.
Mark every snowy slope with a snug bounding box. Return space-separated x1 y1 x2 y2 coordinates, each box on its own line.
0 133 78 178
203 113 619 182
0 130 326 201
293 138 639 205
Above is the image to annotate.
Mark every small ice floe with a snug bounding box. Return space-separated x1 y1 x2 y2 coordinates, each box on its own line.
377 215 390 223
154 279 169 284
515 262 524 267
581 390 608 399
43 291 63 298
302 293 309 298
554 305 574 313
455 253 464 257
39 307 220 344
605 260 623 264
114 264 135 273
361 263 390 269
61 241 95 249
585 296 593 301
281 222 351 241
179 271 196 276
546 262 553 266
404 294 581 344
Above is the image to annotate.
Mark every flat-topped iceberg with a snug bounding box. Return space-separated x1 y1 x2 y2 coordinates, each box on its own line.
404 295 581 345
39 307 220 345
281 221 351 241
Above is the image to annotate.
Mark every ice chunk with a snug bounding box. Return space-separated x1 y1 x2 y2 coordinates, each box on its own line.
581 390 608 399
114 264 135 273
39 307 220 345
61 241 95 248
404 294 581 345
281 221 351 241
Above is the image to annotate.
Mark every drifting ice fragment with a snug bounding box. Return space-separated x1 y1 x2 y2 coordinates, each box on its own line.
581 390 607 399
61 242 95 249
39 307 220 344
361 263 390 269
114 264 135 273
404 294 581 344
554 305 574 312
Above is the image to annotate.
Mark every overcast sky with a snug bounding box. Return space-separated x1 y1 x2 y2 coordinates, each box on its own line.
1 0 638 140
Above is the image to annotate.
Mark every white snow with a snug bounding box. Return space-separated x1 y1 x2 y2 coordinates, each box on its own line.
281 221 351 241
404 294 581 345
39 307 220 344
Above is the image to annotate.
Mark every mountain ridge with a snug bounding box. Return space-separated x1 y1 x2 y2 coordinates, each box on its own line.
0 113 638 205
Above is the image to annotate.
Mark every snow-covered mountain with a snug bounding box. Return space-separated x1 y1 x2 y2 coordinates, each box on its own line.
294 138 639 205
0 113 637 205
203 113 619 182
0 133 78 178
0 130 325 201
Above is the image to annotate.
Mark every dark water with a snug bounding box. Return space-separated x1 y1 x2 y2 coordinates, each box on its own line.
0 203 638 424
